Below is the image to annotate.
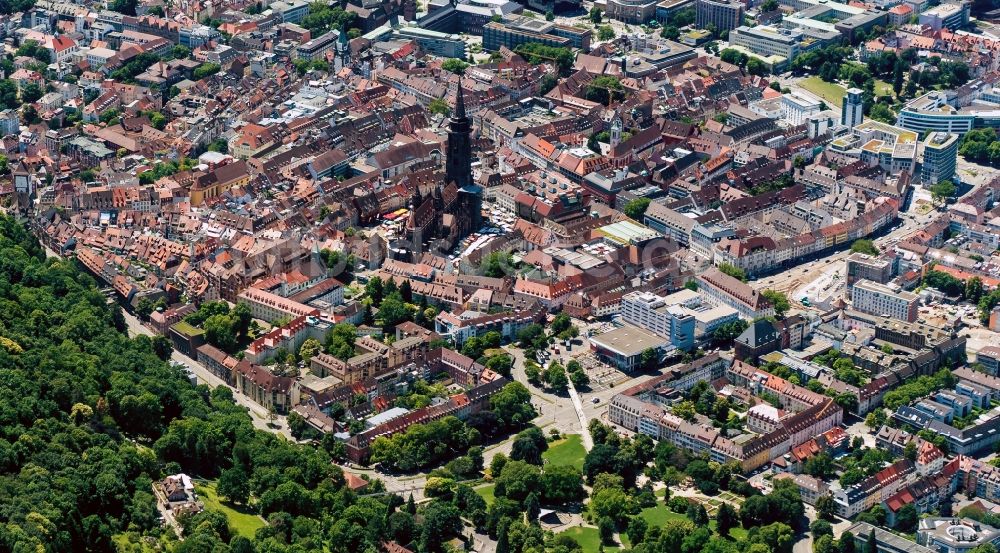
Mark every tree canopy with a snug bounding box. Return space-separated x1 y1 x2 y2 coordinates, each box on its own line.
623 198 652 221
850 239 879 256
0 216 491 551
513 43 575 73
960 128 1000 167
441 58 469 75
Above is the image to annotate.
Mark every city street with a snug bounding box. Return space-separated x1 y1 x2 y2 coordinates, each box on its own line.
119 306 294 438
755 189 942 300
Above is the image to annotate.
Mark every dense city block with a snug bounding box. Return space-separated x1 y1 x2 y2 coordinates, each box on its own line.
4 0 1000 551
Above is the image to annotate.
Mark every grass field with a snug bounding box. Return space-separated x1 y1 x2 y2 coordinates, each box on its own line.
557 527 622 553
639 504 748 541
544 434 587 470
112 533 162 552
875 79 894 96
640 505 689 526
196 480 265 538
475 483 496 506
799 76 847 108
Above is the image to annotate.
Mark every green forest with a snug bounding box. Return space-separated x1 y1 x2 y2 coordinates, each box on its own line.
0 215 465 552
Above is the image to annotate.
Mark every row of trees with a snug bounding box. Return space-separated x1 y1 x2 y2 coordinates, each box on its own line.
300 2 357 35
369 415 481 472
960 128 1000 167
670 380 733 431
923 268 969 298
513 43 576 73
748 173 795 197
183 300 254 353
138 157 197 184
370 382 536 472
719 49 769 76
363 275 438 333
584 75 625 105
658 6 695 41
526 360 567 392
882 368 956 410
814 349 868 387
850 239 879 256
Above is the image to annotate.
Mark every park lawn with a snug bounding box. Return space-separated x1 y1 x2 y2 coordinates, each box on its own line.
558 526 621 553
875 79 894 96
112 533 162 552
640 505 689 526
639 505 748 541
717 522 748 541
475 483 496 506
195 480 265 538
799 76 846 108
544 434 587 470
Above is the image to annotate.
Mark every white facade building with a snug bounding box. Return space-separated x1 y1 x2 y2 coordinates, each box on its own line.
850 279 919 322
781 92 822 125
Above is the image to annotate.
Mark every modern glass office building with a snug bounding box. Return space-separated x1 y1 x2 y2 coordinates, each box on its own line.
921 132 959 185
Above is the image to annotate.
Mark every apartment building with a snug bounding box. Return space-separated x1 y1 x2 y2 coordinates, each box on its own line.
311 351 385 385
967 459 1000 504
233 360 294 414
976 346 1000 376
830 120 918 175
695 0 744 32
237 287 318 323
196 343 240 385
607 358 844 473
697 267 775 320
243 315 333 364
728 360 828 411
434 306 544 346
296 30 340 61
608 354 728 422
83 46 116 68
834 459 916 518
345 377 508 462
851 279 919 322
773 473 830 505
846 252 894 287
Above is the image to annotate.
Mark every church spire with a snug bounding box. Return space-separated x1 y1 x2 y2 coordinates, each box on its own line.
454 81 466 120
445 79 472 190
336 23 351 70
